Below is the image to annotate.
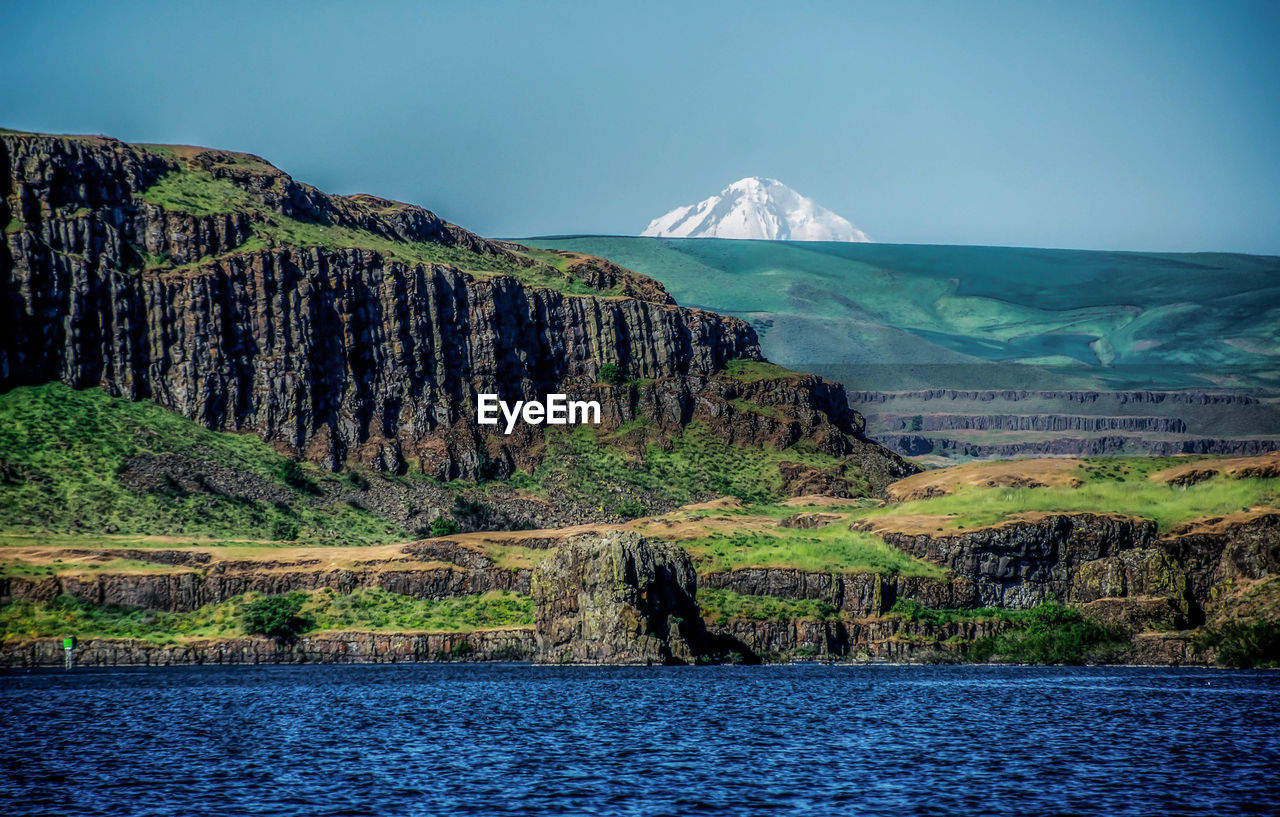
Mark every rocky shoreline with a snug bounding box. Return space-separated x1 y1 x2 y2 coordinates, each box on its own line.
3 511 1274 668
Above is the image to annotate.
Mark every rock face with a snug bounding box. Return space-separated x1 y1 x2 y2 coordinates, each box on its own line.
531 531 702 664
1 131 909 489
0 629 535 668
863 514 1157 608
0 554 531 613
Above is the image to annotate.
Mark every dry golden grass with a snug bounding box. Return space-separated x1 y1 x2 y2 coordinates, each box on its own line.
885 458 1085 502
1150 452 1280 485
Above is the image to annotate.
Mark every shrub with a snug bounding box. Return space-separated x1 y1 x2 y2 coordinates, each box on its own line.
1196 621 1280 668
616 499 647 518
270 519 300 541
973 600 1129 664
429 516 460 537
598 362 626 385
277 460 318 494
242 593 311 639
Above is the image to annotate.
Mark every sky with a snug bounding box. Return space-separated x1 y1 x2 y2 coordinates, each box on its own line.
2 1 1279 254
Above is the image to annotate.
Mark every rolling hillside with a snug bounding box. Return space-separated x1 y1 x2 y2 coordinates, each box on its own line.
524 237 1280 392
526 237 1280 461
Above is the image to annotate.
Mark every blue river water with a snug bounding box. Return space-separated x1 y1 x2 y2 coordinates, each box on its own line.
2 664 1278 816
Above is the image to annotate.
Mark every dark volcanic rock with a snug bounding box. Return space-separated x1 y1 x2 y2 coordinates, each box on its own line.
862 514 1158 608
778 512 841 529
0 629 535 667
531 531 703 664
700 568 979 617
1 131 910 492
0 562 531 613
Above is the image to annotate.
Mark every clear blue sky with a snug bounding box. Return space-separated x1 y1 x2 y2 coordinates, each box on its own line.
3 1 1278 254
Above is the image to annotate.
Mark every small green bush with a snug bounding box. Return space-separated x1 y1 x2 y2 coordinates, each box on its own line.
598 362 626 385
276 460 318 494
1196 621 1280 668
616 499 647 518
242 593 311 639
429 516 460 537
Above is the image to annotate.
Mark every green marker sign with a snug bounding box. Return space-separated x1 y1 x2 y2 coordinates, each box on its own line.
63 636 75 649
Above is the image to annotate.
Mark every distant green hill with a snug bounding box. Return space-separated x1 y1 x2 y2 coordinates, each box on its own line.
524 237 1280 392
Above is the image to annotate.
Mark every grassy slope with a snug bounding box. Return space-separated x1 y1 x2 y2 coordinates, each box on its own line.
518 423 850 514
0 383 406 545
137 162 610 295
525 237 1280 391
859 457 1280 532
0 384 853 545
682 526 941 576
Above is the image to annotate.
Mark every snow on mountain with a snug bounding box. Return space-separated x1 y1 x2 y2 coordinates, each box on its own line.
641 177 871 242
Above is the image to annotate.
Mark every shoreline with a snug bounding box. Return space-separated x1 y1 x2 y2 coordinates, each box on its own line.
1 632 1219 669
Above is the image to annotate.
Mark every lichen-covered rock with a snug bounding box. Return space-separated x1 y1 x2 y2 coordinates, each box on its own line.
862 514 1157 608
1068 548 1192 616
1076 597 1187 633
778 512 841 529
1159 513 1280 615
531 531 702 664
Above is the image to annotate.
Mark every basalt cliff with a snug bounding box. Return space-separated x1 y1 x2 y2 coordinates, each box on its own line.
0 130 910 491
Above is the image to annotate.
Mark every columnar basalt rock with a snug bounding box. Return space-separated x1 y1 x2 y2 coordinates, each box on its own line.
531 531 703 664
858 514 1159 608
700 568 979 617
0 629 536 668
0 561 532 613
2 131 911 491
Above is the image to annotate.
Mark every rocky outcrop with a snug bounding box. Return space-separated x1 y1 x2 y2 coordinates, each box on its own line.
875 434 1280 459
531 531 703 664
1076 597 1186 634
861 514 1158 608
2 130 909 490
847 389 1260 406
877 414 1188 433
712 615 1016 662
1067 548 1192 615
777 512 841 529
701 568 980 617
1158 514 1280 615
0 561 531 613
0 628 535 667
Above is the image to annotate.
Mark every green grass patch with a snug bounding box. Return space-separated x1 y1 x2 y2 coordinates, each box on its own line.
307 588 532 633
0 383 406 545
863 456 1280 532
683 525 943 576
139 169 259 215
0 589 533 643
699 588 839 625
0 558 180 578
723 359 800 383
731 398 789 421
889 598 1017 624
136 165 606 295
526 423 850 509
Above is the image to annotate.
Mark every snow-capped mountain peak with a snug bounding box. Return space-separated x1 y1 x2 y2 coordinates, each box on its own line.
642 177 870 242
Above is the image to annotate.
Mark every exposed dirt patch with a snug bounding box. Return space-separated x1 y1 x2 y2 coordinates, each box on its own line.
680 497 745 512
